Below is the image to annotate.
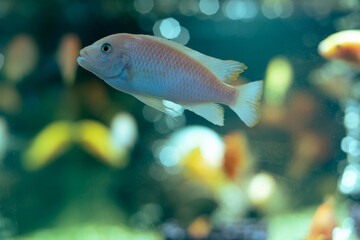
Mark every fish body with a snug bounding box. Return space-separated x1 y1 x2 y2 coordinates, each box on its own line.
318 30 360 67
120 35 236 105
78 33 262 127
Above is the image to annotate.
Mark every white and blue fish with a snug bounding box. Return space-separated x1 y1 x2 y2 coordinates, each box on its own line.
77 33 263 127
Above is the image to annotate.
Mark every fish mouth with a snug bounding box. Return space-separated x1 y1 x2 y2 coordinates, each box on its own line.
80 49 85 56
77 56 86 65
76 48 124 80
77 49 91 69
77 51 113 80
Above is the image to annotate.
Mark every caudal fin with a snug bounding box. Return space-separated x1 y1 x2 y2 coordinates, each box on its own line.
229 81 263 127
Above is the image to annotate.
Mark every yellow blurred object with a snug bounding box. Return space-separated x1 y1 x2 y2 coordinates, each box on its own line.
318 30 360 67
305 198 337 240
264 56 293 106
223 131 251 181
0 83 22 114
56 34 81 86
163 128 250 222
23 121 73 171
187 216 211 239
164 126 225 168
182 147 228 190
23 116 135 170
4 34 39 83
76 120 127 168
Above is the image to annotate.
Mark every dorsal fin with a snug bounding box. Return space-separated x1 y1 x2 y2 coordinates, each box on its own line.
140 35 247 82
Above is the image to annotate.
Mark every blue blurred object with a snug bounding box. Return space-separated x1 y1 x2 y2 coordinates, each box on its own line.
161 219 267 240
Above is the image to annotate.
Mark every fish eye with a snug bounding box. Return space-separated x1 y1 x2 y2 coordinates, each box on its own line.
101 43 112 53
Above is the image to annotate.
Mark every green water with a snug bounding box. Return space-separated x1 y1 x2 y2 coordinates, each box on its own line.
0 0 358 239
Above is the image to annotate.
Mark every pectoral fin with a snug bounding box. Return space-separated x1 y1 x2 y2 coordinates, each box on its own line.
183 103 224 126
133 94 184 117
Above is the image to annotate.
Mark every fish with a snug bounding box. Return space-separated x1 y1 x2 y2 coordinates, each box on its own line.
318 30 360 68
77 33 263 127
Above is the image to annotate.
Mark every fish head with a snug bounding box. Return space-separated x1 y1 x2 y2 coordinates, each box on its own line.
77 34 130 80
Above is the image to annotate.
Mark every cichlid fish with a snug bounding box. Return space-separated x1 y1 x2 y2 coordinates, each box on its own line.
77 33 263 127
318 30 360 68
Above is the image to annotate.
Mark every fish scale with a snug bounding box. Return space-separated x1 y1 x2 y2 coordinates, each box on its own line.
128 36 232 104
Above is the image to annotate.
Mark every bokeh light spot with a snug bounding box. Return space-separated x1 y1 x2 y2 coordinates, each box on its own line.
110 113 138 149
224 0 258 20
339 164 360 194
172 27 190 45
344 107 360 129
143 105 162 122
199 0 219 15
261 0 293 19
248 172 276 206
159 146 180 167
179 0 200 16
134 0 154 14
159 18 181 39
333 218 354 240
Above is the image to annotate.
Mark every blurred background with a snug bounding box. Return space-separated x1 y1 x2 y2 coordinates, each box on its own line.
0 0 360 239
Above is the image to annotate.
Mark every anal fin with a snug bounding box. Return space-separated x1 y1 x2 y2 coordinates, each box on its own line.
183 103 224 126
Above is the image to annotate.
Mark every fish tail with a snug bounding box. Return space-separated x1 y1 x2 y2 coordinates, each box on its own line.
229 81 263 127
